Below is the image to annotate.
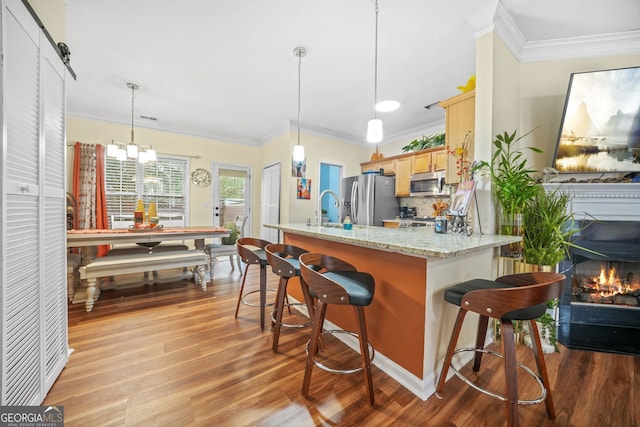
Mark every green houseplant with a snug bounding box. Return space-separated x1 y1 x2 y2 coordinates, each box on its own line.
402 132 445 152
522 187 577 267
473 129 542 256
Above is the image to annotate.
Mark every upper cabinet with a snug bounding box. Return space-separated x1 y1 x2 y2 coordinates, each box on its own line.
411 152 432 174
360 146 447 197
394 157 412 197
362 157 395 176
439 90 475 184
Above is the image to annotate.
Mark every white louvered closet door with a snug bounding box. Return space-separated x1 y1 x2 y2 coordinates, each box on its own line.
1 0 68 405
41 37 68 394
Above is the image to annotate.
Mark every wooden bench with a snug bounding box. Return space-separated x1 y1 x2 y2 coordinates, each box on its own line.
79 250 209 312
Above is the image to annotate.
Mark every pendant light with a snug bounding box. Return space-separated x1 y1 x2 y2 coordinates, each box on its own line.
106 82 157 163
292 46 306 162
366 0 383 143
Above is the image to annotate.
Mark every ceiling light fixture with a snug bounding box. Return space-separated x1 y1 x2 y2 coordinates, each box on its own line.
366 0 383 143
107 82 156 163
376 99 400 112
292 46 307 163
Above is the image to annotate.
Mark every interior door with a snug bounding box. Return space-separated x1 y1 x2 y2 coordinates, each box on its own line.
261 163 280 242
211 164 251 233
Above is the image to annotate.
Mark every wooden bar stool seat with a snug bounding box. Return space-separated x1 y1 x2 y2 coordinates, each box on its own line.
436 272 565 427
265 244 316 353
235 237 275 330
299 253 376 406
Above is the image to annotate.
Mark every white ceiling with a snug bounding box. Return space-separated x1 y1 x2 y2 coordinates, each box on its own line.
64 0 640 147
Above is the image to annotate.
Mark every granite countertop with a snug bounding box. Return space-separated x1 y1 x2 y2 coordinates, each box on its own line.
265 223 521 259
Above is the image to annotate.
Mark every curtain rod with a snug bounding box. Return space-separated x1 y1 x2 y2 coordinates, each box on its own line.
66 143 201 159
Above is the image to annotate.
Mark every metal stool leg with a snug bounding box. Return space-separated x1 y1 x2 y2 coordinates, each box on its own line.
259 264 266 330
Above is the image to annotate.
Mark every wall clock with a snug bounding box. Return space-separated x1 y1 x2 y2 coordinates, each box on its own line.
191 168 212 187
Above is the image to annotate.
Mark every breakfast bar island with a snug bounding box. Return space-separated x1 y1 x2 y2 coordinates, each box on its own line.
265 223 520 399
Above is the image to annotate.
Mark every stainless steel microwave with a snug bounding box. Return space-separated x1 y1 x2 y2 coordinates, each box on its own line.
409 171 449 197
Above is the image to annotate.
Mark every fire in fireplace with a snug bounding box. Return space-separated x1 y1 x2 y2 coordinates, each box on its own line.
574 262 640 306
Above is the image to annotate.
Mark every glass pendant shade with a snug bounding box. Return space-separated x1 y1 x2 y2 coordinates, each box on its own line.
146 148 157 161
292 144 305 162
107 143 119 157
138 151 149 164
366 118 383 143
127 144 138 158
116 148 127 161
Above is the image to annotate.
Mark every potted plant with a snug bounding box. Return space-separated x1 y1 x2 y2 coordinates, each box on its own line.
521 187 604 352
473 129 542 257
526 306 559 353
402 132 445 152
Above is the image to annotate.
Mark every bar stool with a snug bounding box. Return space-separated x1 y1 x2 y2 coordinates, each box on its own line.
299 253 376 406
265 244 315 353
436 272 565 427
235 237 275 330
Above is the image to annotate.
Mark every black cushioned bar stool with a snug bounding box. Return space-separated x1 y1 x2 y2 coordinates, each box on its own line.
299 253 376 406
436 272 565 427
265 244 316 353
235 237 274 330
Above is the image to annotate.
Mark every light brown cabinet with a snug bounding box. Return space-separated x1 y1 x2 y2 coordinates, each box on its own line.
439 90 475 184
361 158 394 175
411 152 432 174
359 146 447 197
394 157 412 197
433 150 447 171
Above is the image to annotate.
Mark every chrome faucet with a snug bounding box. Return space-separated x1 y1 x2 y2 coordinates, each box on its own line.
318 189 340 226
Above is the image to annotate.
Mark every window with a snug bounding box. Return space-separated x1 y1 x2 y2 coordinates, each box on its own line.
105 155 189 229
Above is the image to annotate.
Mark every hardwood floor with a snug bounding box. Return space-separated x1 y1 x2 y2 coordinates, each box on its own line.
45 261 639 426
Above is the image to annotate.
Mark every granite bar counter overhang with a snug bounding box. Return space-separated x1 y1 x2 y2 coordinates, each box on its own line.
264 223 521 259
264 223 521 400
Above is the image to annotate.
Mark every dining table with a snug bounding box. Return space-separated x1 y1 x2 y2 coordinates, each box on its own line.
67 225 230 263
66 226 231 307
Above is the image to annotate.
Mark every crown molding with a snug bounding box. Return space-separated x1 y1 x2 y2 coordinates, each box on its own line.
489 2 640 63
491 1 526 60
520 30 640 62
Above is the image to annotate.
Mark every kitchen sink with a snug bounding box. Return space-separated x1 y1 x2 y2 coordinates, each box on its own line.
322 223 364 229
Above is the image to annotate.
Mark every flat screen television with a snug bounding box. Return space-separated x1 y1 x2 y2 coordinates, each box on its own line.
552 65 640 173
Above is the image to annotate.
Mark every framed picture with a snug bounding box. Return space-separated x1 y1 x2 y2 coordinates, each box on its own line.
292 158 306 177
297 178 311 200
448 180 476 216
552 66 640 173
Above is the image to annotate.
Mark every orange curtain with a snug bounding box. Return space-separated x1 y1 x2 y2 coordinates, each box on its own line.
95 144 109 256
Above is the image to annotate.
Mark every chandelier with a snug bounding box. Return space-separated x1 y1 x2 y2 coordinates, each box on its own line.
107 82 156 163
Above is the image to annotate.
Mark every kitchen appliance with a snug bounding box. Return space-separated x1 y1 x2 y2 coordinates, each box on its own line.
340 174 399 226
409 171 449 197
400 207 416 219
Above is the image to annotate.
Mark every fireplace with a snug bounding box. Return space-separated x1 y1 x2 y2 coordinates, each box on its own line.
544 182 640 356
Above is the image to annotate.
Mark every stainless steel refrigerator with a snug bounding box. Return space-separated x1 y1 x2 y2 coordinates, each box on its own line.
340 174 399 226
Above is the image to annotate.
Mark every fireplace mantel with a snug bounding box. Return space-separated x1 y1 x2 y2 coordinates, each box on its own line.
542 183 640 222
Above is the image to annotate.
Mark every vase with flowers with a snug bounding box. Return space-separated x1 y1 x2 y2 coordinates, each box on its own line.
446 130 473 183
